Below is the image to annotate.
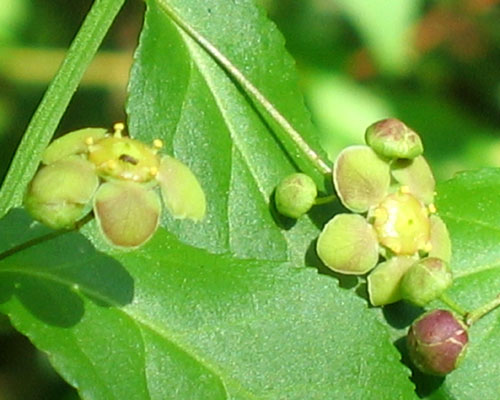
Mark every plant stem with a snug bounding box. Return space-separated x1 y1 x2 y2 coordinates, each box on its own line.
314 195 336 206
465 293 500 326
155 0 332 180
0 0 126 218
439 293 468 317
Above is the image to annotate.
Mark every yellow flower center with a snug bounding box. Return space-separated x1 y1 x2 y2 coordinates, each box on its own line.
372 191 431 255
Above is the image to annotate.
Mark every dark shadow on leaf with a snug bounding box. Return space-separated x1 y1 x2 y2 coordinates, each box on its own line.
383 301 424 329
394 335 446 398
0 209 134 327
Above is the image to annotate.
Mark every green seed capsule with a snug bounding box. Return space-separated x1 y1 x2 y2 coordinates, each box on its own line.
365 118 423 160
275 173 317 219
24 156 98 229
400 257 453 307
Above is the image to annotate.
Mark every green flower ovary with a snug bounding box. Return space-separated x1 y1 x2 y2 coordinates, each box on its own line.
371 190 431 255
88 135 161 183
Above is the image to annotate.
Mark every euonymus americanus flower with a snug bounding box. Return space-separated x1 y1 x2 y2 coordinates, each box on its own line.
25 123 206 249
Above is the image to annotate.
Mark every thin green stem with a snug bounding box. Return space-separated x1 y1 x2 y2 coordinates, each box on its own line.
155 0 332 178
0 0 126 218
439 293 468 317
465 293 500 326
314 195 336 206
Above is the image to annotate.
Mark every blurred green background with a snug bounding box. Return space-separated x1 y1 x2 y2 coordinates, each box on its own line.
1 0 499 398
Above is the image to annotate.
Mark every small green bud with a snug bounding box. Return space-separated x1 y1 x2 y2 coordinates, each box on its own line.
371 190 431 255
391 156 436 205
157 156 206 221
275 173 317 218
334 146 390 213
42 128 107 165
94 181 161 248
24 156 98 229
401 257 453 307
367 256 416 306
365 118 423 159
317 214 379 275
407 309 468 376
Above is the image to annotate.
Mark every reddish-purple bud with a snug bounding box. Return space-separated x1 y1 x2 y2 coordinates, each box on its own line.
407 309 468 376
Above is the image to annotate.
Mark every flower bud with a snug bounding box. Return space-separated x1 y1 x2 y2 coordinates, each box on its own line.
365 118 423 160
24 156 98 229
401 257 452 307
407 309 468 376
275 173 317 219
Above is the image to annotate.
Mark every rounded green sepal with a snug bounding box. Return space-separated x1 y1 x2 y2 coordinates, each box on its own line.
93 181 161 248
365 118 423 160
334 145 391 213
317 213 379 275
401 257 453 307
371 191 431 255
367 256 416 306
407 309 468 376
391 156 436 205
275 173 317 218
157 156 206 221
429 215 452 263
24 156 98 229
41 128 108 165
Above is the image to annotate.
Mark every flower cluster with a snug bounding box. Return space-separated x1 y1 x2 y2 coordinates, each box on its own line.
316 118 452 306
24 123 206 249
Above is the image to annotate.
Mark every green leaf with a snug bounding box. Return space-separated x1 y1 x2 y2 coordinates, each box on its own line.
0 209 416 399
126 0 331 260
424 169 500 398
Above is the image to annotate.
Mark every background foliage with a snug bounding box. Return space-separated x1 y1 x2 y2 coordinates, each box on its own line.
0 0 499 399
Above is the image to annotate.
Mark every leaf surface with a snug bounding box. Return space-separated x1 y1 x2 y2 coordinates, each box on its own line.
0 209 416 399
428 169 500 399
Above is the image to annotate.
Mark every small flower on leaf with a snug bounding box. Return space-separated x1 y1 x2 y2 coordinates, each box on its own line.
25 123 206 249
316 118 452 306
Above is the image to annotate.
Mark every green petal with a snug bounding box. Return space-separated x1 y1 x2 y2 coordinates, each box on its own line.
334 146 390 213
157 156 206 221
429 215 452 263
367 256 416 306
365 118 423 159
317 214 379 275
94 181 161 248
391 156 436 205
42 128 107 165
24 156 98 229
